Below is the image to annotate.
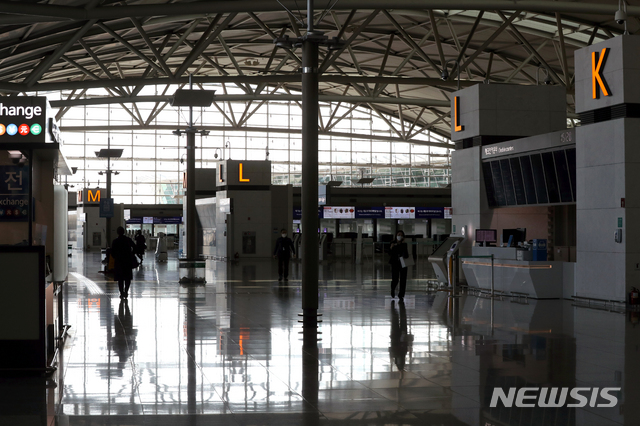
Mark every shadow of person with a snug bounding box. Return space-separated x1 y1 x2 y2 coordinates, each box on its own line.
113 299 137 373
389 300 411 372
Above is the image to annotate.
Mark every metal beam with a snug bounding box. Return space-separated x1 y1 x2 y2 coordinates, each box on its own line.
428 11 446 68
453 11 484 78
587 26 600 46
503 39 549 83
319 9 381 74
456 11 521 77
368 103 403 139
29 74 470 92
555 13 570 88
373 31 433 97
173 13 227 78
59 124 454 149
494 51 536 84
485 51 493 80
96 22 166 76
247 12 302 65
130 18 173 77
50 93 451 108
9 1 640 21
383 10 441 75
23 19 96 86
77 38 116 79
326 103 361 131
497 11 564 85
217 35 244 76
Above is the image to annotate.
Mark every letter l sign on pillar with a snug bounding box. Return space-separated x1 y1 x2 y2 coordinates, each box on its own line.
239 163 250 182
454 96 464 132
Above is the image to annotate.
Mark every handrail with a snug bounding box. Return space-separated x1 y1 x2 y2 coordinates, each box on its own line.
460 254 495 297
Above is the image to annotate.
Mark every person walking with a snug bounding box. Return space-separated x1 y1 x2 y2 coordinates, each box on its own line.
111 226 136 299
134 230 146 263
273 229 295 281
389 230 410 300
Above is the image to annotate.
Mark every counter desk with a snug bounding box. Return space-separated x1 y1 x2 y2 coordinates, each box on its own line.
461 246 566 299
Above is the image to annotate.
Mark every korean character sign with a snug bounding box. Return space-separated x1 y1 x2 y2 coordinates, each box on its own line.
0 165 30 221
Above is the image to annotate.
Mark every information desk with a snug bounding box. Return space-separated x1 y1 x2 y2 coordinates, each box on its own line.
462 247 563 299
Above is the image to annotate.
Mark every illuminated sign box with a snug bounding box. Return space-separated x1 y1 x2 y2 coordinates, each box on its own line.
78 188 104 205
216 160 271 186
323 206 355 219
293 207 322 219
385 207 415 219
0 97 60 144
355 207 385 219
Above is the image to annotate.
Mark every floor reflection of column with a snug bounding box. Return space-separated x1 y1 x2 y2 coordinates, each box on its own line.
302 325 319 426
186 286 197 415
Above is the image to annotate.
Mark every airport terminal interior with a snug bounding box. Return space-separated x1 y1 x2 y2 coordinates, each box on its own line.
1 1 640 425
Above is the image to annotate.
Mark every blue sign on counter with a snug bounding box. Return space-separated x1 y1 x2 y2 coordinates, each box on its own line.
0 165 29 222
532 239 547 261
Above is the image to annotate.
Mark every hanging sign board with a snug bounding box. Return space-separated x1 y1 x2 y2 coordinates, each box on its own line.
323 206 355 219
385 207 416 219
0 97 49 143
355 207 385 219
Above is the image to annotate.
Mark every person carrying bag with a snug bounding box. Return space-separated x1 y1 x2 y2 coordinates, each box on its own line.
389 230 410 300
111 226 136 299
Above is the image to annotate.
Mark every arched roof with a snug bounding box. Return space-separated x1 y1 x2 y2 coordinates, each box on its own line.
0 0 629 141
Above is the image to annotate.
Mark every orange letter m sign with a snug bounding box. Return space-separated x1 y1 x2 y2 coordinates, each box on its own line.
87 189 100 203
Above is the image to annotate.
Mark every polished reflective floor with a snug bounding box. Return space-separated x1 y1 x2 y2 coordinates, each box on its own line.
2 251 639 426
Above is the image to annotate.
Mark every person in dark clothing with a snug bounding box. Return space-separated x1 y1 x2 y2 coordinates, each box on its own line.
134 230 146 263
389 230 410 299
111 226 135 299
273 228 295 281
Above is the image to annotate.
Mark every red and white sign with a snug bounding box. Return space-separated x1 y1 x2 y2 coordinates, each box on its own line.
323 206 355 219
385 207 415 219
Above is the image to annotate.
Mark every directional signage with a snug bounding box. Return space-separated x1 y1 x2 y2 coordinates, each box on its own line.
0 165 29 222
79 188 104 205
0 97 48 143
99 198 114 218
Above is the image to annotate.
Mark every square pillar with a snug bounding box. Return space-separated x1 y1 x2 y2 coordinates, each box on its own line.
574 35 640 301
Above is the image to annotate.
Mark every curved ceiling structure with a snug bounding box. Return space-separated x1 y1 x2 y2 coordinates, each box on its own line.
0 0 630 141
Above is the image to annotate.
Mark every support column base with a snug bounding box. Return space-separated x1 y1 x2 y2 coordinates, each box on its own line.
179 260 207 284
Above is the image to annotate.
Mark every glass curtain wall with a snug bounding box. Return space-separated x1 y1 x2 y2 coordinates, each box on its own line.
44 85 452 205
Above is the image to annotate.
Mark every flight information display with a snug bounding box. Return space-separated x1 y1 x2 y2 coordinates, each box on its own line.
483 148 576 207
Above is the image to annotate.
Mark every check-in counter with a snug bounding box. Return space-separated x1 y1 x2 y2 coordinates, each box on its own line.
462 246 564 299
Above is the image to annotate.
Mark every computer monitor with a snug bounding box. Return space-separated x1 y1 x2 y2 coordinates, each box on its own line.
475 229 497 245
502 228 526 247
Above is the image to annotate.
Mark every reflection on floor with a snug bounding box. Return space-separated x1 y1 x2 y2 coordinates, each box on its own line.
1 251 638 426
